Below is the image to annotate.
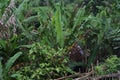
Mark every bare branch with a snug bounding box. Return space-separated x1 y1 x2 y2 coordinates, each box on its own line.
93 72 120 80
54 70 94 80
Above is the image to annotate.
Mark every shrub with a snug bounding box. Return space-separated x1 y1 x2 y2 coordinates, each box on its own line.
95 55 120 75
11 42 73 80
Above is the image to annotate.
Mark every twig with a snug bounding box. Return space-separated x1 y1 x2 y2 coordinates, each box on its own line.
54 70 94 80
118 71 120 80
93 72 120 79
73 70 94 80
54 72 83 80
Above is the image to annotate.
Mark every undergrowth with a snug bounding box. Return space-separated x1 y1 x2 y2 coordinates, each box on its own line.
0 0 120 79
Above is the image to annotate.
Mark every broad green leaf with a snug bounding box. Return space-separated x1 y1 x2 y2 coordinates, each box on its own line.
54 6 64 47
4 52 22 75
15 0 29 20
73 6 86 31
23 15 38 23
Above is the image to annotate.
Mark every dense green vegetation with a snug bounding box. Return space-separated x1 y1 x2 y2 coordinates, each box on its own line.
0 0 120 80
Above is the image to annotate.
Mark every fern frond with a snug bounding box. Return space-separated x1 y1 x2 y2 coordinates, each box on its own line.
54 6 64 48
3 52 22 76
